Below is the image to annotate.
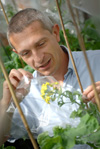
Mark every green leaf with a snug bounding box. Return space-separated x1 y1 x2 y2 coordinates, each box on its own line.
70 109 83 118
38 113 100 149
37 131 63 149
0 146 15 149
75 113 99 137
5 147 15 149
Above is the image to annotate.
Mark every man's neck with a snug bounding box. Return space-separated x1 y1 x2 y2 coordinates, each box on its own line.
52 50 69 85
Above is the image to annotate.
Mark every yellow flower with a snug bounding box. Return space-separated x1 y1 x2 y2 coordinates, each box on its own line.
45 96 51 104
41 81 59 104
54 82 58 85
41 83 48 95
46 82 50 85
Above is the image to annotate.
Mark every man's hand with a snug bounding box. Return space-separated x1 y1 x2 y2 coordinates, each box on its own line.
0 68 33 146
1 68 33 108
83 81 100 103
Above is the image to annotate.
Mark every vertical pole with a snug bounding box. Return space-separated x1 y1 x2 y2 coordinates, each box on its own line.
0 0 9 24
56 0 83 93
0 0 38 147
0 0 24 68
0 57 39 149
66 0 100 111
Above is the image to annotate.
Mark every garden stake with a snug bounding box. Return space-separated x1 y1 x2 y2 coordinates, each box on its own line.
0 0 9 24
74 8 81 30
0 0 24 68
12 0 18 12
66 0 100 111
56 0 83 93
0 57 39 149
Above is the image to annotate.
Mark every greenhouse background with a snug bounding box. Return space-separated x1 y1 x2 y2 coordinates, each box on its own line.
0 0 100 99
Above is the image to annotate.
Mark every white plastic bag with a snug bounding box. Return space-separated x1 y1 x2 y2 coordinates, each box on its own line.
7 75 31 113
8 76 80 140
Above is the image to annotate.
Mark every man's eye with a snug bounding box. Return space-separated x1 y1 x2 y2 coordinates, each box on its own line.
20 51 29 56
39 42 45 47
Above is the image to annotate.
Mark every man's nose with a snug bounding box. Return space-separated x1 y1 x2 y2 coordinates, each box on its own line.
32 50 44 63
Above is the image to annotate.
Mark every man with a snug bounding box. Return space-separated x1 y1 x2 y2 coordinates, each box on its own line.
0 8 100 148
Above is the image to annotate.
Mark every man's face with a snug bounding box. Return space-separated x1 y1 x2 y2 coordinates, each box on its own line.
10 21 63 77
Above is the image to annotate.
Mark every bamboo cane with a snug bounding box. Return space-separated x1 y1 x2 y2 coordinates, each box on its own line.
0 0 9 24
56 0 83 93
12 0 18 12
74 8 81 30
0 0 24 68
66 0 100 111
0 57 39 149
0 1 37 145
0 2 39 147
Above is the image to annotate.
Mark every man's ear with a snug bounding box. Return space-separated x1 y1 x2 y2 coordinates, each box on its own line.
12 49 18 54
52 24 60 42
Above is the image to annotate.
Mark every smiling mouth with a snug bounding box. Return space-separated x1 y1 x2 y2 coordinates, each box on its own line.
37 59 51 69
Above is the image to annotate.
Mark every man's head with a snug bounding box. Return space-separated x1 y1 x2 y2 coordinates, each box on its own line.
7 8 54 49
7 8 68 80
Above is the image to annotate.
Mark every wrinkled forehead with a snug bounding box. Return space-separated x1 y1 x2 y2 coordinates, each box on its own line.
8 20 52 38
8 21 44 46
8 21 52 50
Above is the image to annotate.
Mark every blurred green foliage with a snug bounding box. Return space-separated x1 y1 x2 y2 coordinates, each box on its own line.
6 4 16 19
59 19 100 51
2 52 34 75
0 144 15 149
